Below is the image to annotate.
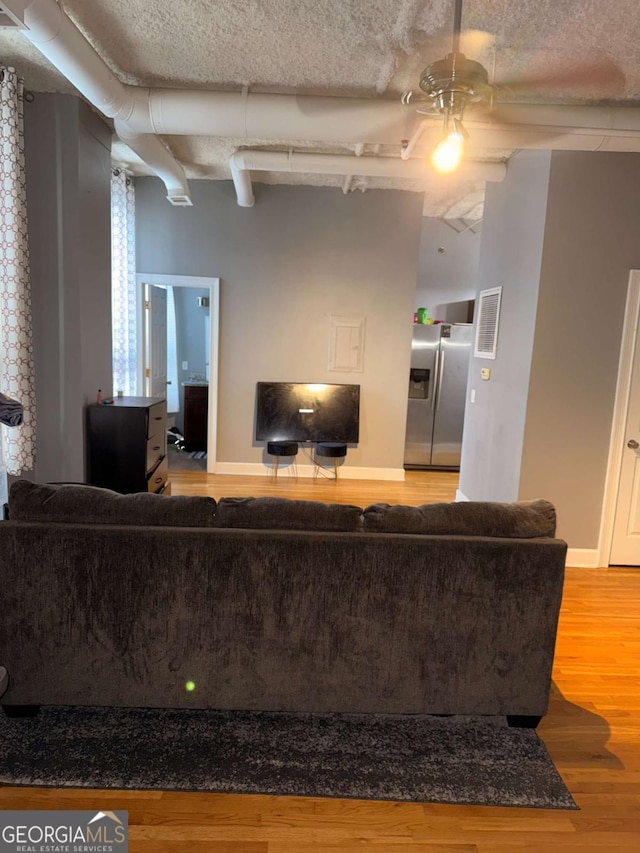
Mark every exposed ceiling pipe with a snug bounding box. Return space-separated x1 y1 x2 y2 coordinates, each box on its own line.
228 150 507 208
417 122 640 154
116 87 640 151
228 152 257 209
405 116 640 160
114 122 192 206
11 0 640 206
122 89 413 144
342 175 354 194
17 0 191 205
475 103 640 135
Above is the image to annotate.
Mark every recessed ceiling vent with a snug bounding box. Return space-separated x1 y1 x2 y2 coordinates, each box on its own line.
0 1 27 28
474 286 502 359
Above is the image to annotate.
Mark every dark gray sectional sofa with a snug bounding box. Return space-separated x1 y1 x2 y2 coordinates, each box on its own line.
0 481 567 725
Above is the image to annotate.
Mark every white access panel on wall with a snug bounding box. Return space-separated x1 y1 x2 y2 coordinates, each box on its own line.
328 315 366 372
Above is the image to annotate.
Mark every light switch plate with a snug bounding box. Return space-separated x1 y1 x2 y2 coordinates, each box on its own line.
182 361 188 370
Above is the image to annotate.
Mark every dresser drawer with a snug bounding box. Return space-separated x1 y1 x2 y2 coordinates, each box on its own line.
147 401 167 438
146 434 164 473
147 456 168 493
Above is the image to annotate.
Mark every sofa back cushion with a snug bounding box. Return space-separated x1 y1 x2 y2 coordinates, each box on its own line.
9 480 217 527
214 496 363 532
362 499 556 538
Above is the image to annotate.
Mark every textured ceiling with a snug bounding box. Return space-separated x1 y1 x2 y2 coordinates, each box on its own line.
2 0 640 218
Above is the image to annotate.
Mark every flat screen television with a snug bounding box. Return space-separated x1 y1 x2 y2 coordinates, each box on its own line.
255 382 360 443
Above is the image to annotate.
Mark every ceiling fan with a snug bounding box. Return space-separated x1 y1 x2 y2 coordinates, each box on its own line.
401 0 626 173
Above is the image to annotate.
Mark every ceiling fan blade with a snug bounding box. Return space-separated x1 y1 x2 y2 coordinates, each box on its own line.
494 57 626 100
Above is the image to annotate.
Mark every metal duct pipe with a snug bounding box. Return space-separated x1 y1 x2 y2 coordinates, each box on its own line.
125 89 414 144
114 122 191 206
121 88 640 149
229 153 257 207
472 103 640 134
228 150 507 207
23 0 131 118
20 0 190 204
417 122 640 154
395 117 624 162
15 0 640 207
16 1 640 148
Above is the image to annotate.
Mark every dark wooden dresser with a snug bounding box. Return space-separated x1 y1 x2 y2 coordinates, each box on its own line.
86 396 169 494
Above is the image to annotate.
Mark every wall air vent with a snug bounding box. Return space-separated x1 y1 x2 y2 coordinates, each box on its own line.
474 286 502 359
0 1 27 28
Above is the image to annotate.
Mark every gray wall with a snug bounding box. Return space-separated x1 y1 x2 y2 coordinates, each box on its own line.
459 151 552 502
25 95 112 483
460 149 640 548
136 180 424 469
519 151 640 547
415 217 481 321
444 300 474 323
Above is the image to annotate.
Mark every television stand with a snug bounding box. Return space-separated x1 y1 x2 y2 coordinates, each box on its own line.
314 442 347 479
267 441 299 479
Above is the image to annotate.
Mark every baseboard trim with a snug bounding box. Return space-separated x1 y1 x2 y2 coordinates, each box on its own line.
565 548 602 568
455 490 470 502
213 462 405 481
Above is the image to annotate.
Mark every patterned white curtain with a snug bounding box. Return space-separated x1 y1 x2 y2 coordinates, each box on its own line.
0 66 37 478
111 169 137 395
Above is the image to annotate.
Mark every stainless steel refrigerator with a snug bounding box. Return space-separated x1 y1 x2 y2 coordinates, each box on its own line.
404 323 473 469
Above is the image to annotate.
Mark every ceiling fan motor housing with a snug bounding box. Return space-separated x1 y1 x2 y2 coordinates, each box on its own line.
420 52 491 114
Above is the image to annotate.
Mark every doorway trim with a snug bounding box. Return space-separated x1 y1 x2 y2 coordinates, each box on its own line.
598 270 640 566
136 273 220 475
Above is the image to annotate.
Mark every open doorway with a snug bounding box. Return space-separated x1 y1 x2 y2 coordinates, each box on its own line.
406 218 480 473
137 274 220 474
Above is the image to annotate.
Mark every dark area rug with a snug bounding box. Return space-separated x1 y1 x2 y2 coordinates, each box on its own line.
0 706 577 809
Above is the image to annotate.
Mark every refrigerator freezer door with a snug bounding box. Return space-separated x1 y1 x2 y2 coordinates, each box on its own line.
404 325 440 466
430 324 473 467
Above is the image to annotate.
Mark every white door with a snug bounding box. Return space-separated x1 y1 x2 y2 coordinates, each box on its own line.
144 284 168 398
611 313 640 566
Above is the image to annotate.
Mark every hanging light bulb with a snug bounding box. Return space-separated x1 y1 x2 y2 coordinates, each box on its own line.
431 115 468 174
431 130 464 173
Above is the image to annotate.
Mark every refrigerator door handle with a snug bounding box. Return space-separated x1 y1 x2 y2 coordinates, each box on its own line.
436 350 445 412
431 348 440 410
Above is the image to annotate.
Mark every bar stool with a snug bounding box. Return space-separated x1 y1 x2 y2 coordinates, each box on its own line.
266 441 299 479
314 442 347 479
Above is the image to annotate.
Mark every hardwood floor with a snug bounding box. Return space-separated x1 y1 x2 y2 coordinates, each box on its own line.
167 468 460 505
1 471 639 851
